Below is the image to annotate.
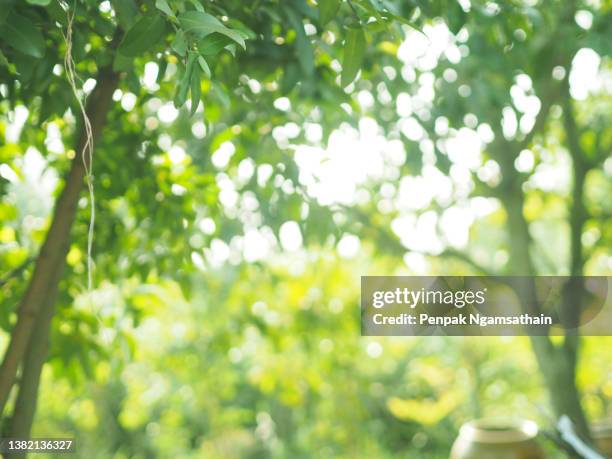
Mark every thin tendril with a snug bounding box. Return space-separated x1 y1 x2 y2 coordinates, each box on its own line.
59 0 96 296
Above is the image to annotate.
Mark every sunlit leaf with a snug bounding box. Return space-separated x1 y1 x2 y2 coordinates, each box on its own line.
174 52 197 108
171 29 188 56
178 11 246 49
319 0 340 26
0 49 9 67
190 65 202 116
341 26 365 87
197 55 211 78
197 33 235 55
155 0 175 19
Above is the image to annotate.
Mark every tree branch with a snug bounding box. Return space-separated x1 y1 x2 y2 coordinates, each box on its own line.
438 248 495 276
336 204 496 275
561 85 588 278
559 76 590 410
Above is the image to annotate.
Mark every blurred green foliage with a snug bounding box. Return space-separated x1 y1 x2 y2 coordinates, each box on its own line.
27 257 612 457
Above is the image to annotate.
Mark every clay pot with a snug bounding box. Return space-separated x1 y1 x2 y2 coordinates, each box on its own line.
592 419 612 458
450 418 547 459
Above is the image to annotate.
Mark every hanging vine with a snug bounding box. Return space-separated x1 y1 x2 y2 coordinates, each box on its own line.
59 0 96 293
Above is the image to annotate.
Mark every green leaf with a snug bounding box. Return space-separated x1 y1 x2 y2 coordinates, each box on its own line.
178 11 246 49
281 62 300 94
118 14 167 57
261 6 282 22
188 0 205 12
157 58 168 83
26 0 51 5
112 0 139 29
293 0 318 20
190 65 202 116
224 44 237 57
341 26 366 87
93 15 115 37
365 20 389 33
155 0 175 19
174 76 190 108
319 0 340 26
112 52 133 72
171 30 188 56
125 71 141 93
197 56 211 78
0 12 45 58
285 8 314 75
225 19 257 40
197 33 234 55
0 49 9 67
174 52 197 108
386 12 425 34
447 0 467 35
12 53 37 81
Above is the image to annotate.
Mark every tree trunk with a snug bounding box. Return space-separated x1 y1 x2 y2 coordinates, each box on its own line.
5 267 63 455
502 186 591 440
529 335 590 439
0 67 119 421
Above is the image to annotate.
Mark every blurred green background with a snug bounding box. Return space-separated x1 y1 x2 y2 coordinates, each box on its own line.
0 0 611 457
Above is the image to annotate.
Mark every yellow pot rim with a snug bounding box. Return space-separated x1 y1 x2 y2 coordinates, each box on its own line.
460 418 539 444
